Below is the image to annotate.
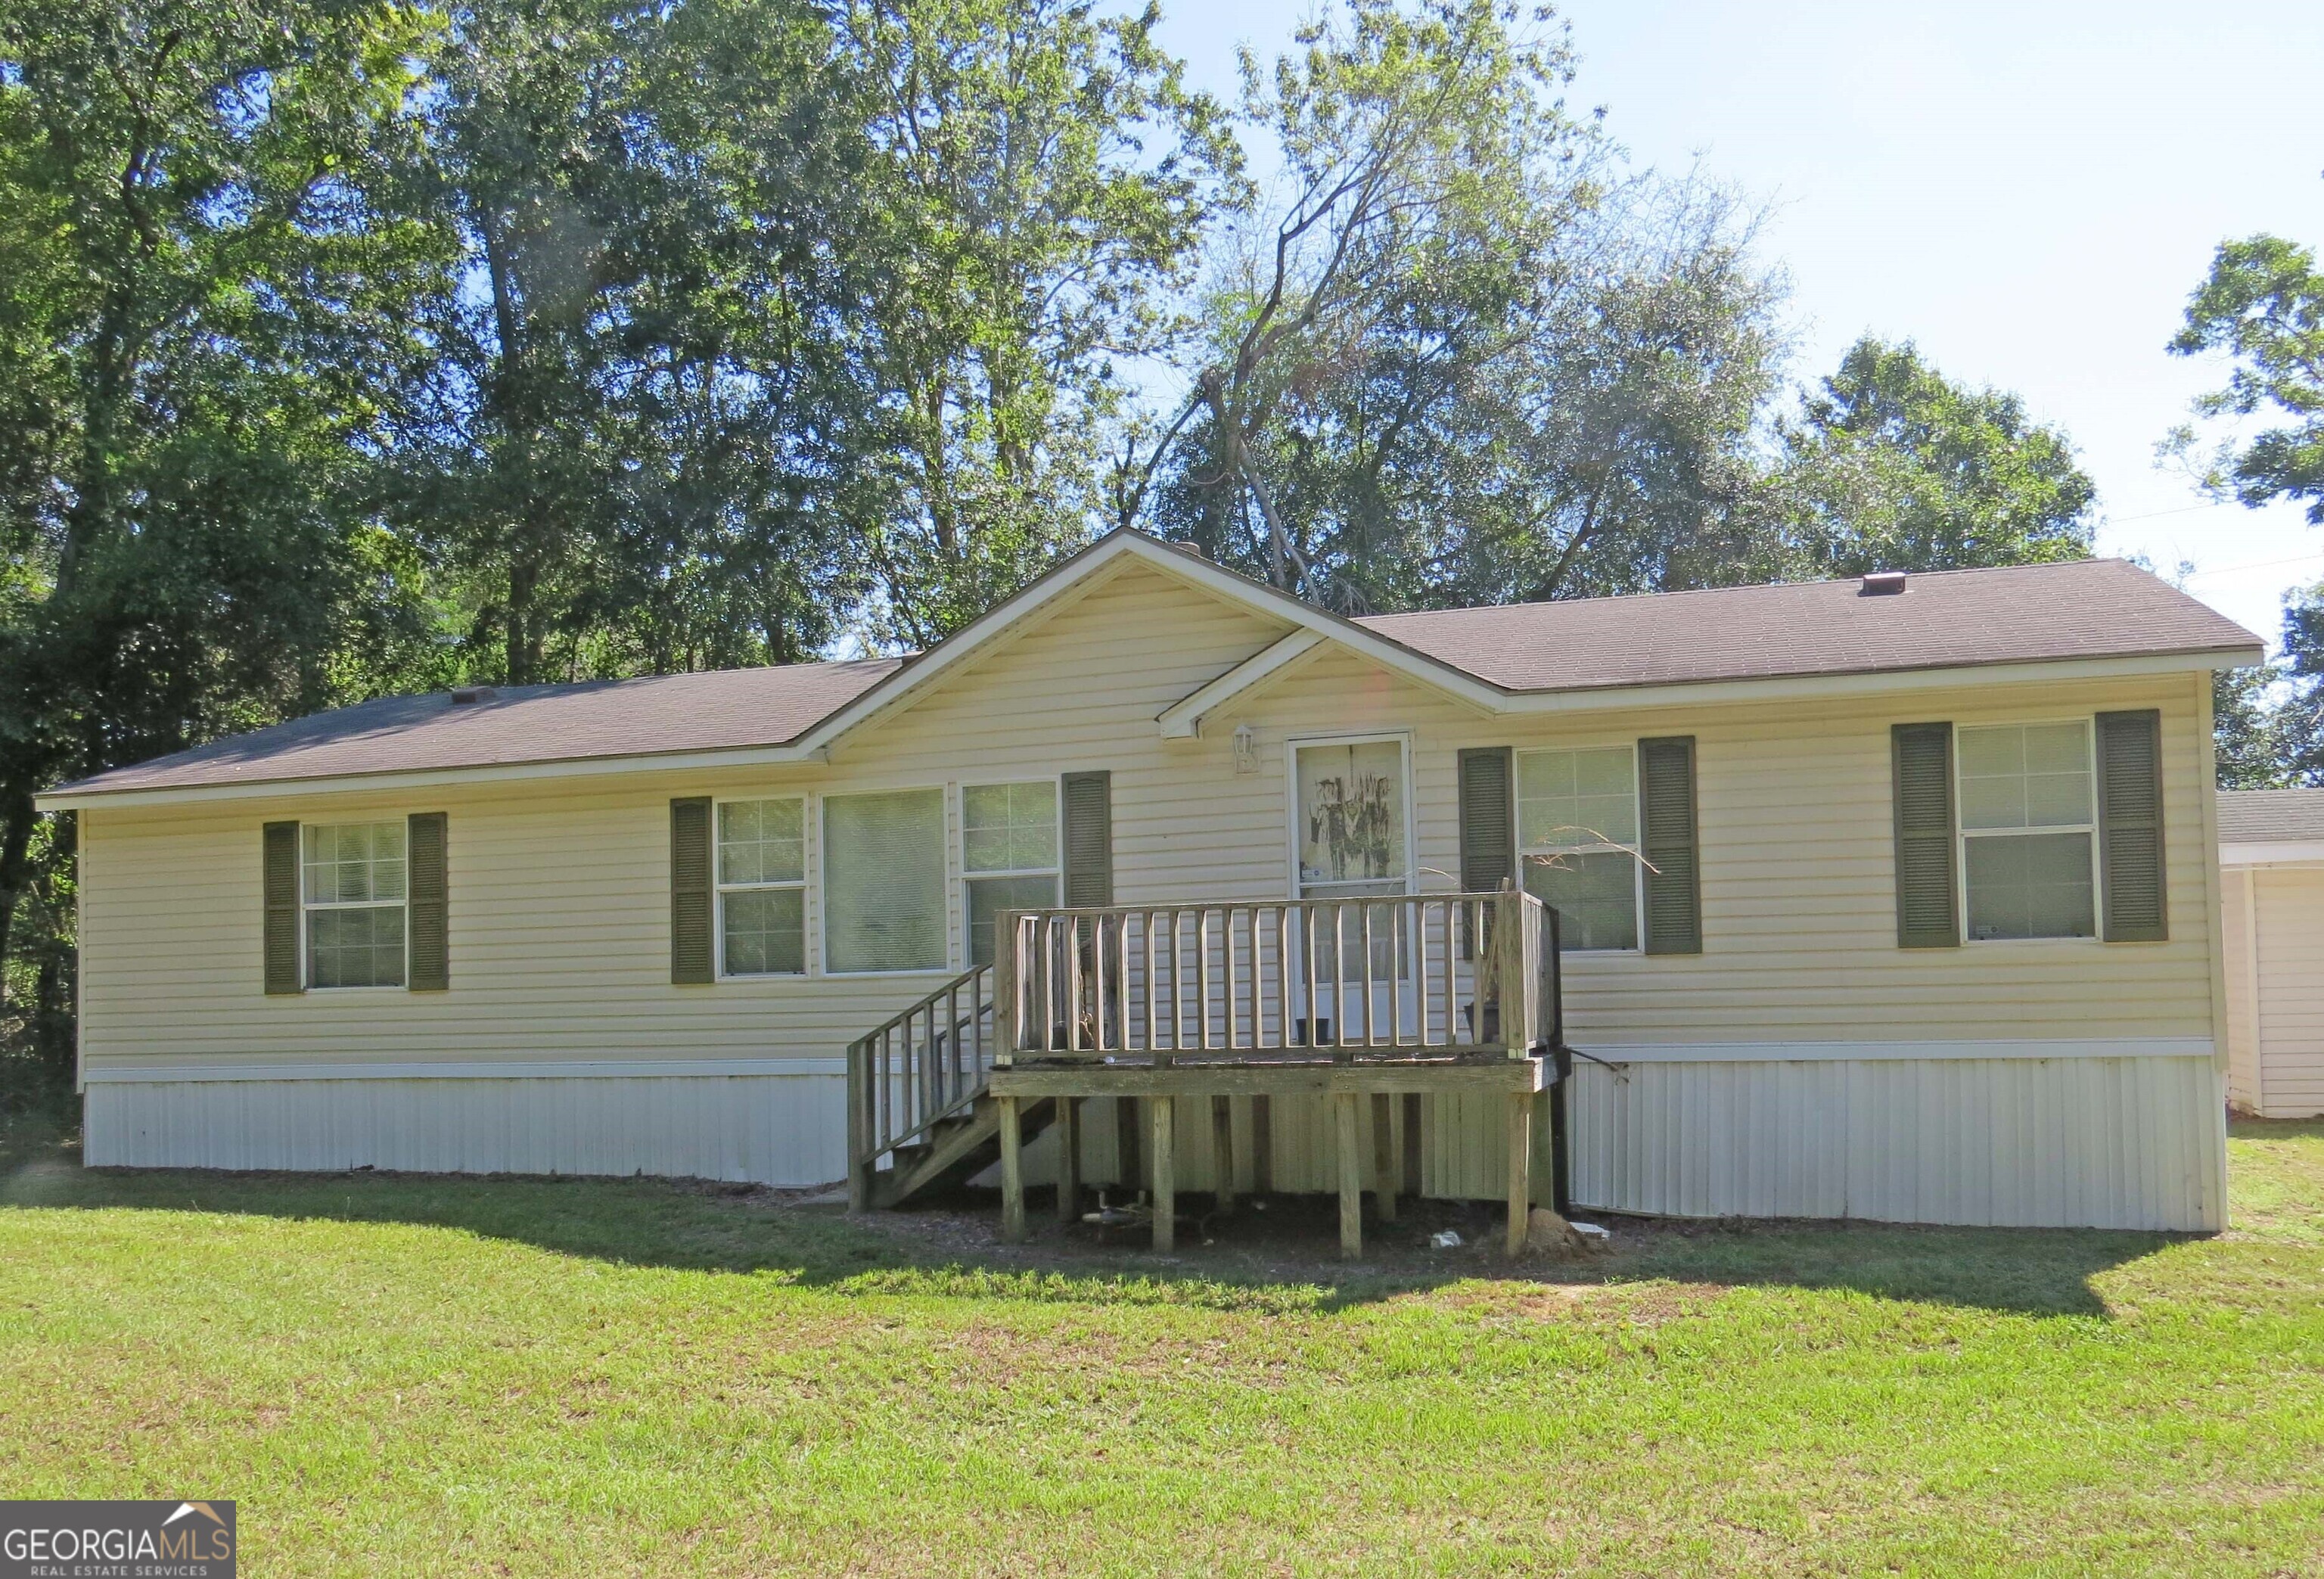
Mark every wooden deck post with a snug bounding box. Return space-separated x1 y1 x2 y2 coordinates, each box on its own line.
1210 1095 1236 1215
1150 1096 1176 1251
845 1037 874 1214
998 1094 1026 1243
1116 1096 1142 1197
1251 1094 1273 1195
1371 1092 1398 1223
1336 1090 1363 1260
1505 1089 1533 1259
1055 1096 1082 1225
1401 1092 1424 1198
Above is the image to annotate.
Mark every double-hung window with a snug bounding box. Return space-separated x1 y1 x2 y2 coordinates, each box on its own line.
1958 721 2097 940
1517 745 1639 952
303 822 407 987
963 782 1060 968
718 798 807 975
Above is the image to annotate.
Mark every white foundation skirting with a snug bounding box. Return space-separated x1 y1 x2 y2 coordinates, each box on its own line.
82 1071 849 1187
1568 1055 2226 1232
80 1044 2230 1229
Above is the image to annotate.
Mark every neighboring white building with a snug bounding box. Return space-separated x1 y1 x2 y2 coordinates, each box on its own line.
2221 789 2324 1118
40 533 2267 1229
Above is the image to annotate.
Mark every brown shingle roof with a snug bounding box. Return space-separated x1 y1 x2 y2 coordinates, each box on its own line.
51 548 2263 801
2219 789 2324 844
61 658 900 796
1356 558 2258 693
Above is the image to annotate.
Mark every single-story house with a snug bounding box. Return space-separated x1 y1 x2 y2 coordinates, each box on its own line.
2220 788 2324 1118
40 530 2263 1232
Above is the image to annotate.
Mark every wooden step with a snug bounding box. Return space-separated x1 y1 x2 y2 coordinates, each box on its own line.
876 1095 1055 1209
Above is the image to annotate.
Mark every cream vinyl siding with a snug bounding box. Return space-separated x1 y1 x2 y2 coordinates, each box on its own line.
76 561 1297 1079
76 558 2230 1222
2221 863 2324 1118
1244 645 2218 1047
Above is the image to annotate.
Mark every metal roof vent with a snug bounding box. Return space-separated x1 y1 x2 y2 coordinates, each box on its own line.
449 685 497 705
1860 570 1907 597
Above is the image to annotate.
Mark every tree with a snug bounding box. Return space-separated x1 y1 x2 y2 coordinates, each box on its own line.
392 0 883 685
2165 232 2324 785
2166 234 2324 523
0 0 450 1084
1135 0 1591 606
841 0 1232 647
1136 0 1783 614
1751 337 2096 579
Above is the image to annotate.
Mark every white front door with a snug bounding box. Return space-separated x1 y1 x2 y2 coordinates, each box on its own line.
1291 735 1416 1041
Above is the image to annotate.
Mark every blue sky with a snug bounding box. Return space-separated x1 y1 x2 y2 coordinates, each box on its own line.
1148 0 2324 642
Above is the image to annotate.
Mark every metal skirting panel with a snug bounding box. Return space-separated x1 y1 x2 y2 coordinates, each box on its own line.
1568 1055 2226 1231
83 1074 849 1187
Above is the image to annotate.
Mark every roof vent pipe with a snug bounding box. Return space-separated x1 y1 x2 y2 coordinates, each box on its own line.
1859 570 1907 596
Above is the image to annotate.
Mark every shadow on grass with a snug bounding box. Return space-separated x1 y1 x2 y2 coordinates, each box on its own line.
2232 1115 2324 1141
0 1115 2171 1319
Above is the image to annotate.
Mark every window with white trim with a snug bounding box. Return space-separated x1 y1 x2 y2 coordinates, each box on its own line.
303 822 406 987
823 788 948 973
963 781 1060 968
1958 721 2097 940
718 798 806 975
1517 745 1639 952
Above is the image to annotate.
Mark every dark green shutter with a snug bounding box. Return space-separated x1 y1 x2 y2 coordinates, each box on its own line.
670 797 714 984
263 820 302 994
1061 771 1113 907
1638 736 1701 955
1891 723 1959 949
1456 748 1515 893
2096 709 2168 942
1457 748 1515 962
407 812 449 991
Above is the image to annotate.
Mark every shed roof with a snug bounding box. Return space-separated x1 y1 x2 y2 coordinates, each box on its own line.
2219 789 2324 846
48 536 2263 803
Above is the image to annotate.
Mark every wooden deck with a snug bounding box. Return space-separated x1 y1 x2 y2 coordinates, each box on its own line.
847 890 1571 1258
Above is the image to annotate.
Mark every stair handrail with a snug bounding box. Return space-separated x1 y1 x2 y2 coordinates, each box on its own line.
846 962 996 1211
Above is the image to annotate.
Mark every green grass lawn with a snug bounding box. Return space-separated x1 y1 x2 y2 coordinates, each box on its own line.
2 1117 2321 1576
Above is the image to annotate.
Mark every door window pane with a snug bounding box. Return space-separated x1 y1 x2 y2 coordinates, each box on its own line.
1296 740 1408 894
825 789 946 972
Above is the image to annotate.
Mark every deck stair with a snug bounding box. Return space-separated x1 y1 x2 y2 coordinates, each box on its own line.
848 962 1033 1210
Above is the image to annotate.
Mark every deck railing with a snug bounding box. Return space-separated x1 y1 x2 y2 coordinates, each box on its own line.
993 890 1560 1063
845 961 996 1205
